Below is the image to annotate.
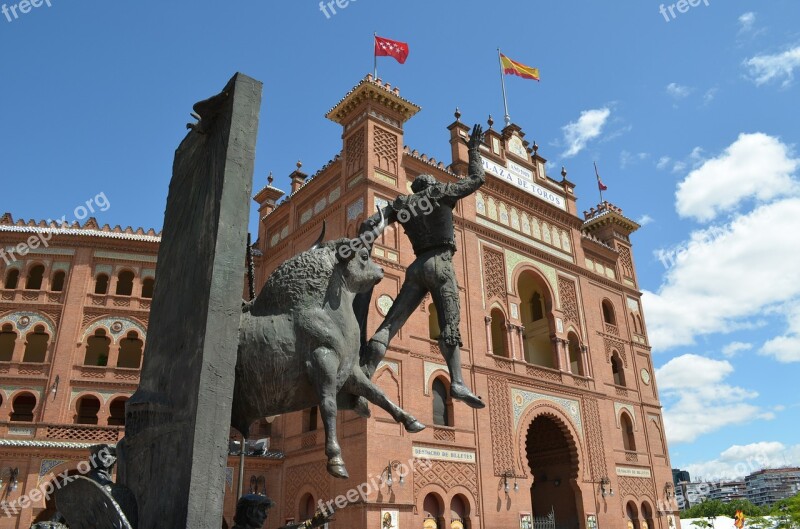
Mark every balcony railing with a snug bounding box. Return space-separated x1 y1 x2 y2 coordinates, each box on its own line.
87 293 151 310
73 364 141 383
0 361 51 378
0 421 124 444
0 289 64 304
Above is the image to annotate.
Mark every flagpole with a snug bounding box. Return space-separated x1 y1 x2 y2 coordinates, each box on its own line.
373 32 378 78
497 48 511 127
594 161 605 203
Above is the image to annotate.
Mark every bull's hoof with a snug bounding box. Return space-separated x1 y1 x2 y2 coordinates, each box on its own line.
354 396 371 418
327 461 350 480
328 463 350 479
404 419 425 433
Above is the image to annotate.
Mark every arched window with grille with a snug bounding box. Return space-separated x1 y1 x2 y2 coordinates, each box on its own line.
116 270 135 296
4 268 20 289
94 274 109 295
84 329 110 366
611 351 626 386
428 303 441 340
108 397 128 426
50 270 66 292
118 331 143 369
602 299 616 325
621 412 636 451
26 264 45 290
0 324 16 362
141 277 155 299
22 325 49 363
75 395 101 425
10 393 37 422
567 331 584 376
490 308 508 358
432 377 452 427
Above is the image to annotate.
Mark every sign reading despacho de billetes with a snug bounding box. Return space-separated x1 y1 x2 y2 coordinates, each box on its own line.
481 157 566 211
616 466 653 478
413 445 476 463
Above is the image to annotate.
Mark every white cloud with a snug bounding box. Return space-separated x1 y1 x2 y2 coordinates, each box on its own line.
676 133 799 222
657 354 773 444
761 335 800 363
643 197 800 350
667 83 693 99
620 150 649 169
637 214 654 226
738 12 756 33
760 304 800 363
744 46 800 88
561 107 611 158
682 442 800 483
657 156 671 170
721 341 752 358
703 88 718 105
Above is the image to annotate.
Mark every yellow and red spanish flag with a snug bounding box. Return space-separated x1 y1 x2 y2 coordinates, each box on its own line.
500 53 540 81
735 510 745 529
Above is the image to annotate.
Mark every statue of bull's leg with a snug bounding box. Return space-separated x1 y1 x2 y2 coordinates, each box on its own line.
310 346 349 479
346 367 425 433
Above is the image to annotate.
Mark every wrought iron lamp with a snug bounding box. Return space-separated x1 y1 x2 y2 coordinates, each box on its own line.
249 475 266 496
381 460 405 491
664 481 674 500
0 467 19 492
600 476 614 498
501 470 519 496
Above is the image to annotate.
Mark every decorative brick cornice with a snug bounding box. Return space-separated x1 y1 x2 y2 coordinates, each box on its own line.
326 74 420 125
0 214 161 242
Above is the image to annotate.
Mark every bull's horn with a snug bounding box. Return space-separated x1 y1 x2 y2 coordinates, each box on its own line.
310 221 326 250
364 206 385 253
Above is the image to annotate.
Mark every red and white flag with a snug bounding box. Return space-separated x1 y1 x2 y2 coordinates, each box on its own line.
595 162 608 191
374 35 410 64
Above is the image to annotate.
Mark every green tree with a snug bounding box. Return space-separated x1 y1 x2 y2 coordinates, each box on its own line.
724 499 766 518
746 516 773 529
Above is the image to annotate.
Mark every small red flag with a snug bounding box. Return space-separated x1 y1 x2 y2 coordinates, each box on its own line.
374 35 409 64
595 162 608 191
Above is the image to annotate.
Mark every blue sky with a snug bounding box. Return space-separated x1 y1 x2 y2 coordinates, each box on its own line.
2 1 799 481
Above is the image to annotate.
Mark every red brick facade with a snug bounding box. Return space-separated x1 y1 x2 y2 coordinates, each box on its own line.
0 75 679 529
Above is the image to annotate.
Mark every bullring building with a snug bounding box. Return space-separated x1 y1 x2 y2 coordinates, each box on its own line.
0 75 678 529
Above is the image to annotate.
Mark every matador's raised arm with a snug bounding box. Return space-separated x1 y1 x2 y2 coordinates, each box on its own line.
443 123 486 201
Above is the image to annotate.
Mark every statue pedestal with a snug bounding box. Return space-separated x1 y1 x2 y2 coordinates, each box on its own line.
118 73 262 529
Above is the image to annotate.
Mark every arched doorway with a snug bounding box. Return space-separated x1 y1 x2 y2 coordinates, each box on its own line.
423 492 444 529
626 501 639 529
641 501 655 529
526 415 582 529
299 493 315 520
450 494 470 529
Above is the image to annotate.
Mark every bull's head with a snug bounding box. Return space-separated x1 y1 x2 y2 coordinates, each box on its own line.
333 239 384 294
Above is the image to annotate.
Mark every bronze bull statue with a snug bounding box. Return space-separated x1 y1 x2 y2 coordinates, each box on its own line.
232 233 424 479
